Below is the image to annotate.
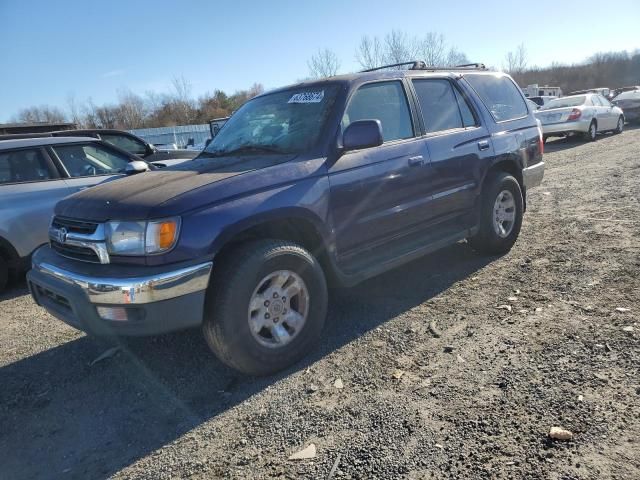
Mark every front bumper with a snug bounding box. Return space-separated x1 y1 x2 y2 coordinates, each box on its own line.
27 246 212 336
523 161 544 189
541 118 591 135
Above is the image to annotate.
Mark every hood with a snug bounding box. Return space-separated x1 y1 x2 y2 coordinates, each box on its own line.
55 154 295 222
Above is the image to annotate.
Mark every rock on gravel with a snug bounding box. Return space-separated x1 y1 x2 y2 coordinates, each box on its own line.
549 427 574 441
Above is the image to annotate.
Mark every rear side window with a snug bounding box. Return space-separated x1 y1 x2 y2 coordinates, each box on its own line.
412 79 478 133
413 80 463 133
465 74 528 122
343 81 413 142
0 148 52 184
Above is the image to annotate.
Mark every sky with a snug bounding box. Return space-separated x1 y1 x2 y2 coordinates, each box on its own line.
1 0 639 122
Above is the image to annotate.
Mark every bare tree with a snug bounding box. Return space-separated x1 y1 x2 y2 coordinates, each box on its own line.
116 89 147 129
419 32 446 66
356 30 468 70
504 43 528 75
170 75 195 125
355 35 385 70
445 47 469 67
66 93 83 127
383 29 419 66
308 48 341 78
12 105 67 123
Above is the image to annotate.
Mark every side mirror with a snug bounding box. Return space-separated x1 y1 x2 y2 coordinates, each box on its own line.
343 120 383 151
146 143 157 156
125 160 150 175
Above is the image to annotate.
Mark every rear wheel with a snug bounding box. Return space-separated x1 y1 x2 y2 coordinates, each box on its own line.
469 172 524 255
202 239 328 376
0 256 8 293
584 120 597 141
614 116 624 134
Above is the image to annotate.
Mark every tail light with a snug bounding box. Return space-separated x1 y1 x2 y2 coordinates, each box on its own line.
537 125 544 155
567 108 582 121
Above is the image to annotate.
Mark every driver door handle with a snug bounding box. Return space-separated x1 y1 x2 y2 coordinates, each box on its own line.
478 140 490 151
408 155 424 167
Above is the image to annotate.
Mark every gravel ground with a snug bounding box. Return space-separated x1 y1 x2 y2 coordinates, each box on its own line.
1 127 639 480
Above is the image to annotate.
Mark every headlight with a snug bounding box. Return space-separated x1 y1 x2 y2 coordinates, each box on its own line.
105 218 180 255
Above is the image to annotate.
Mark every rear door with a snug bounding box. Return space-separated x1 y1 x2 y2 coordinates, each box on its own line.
0 148 72 258
409 77 492 225
328 80 434 259
48 142 133 193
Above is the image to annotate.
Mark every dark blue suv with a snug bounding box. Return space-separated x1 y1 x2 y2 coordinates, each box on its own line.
28 63 544 375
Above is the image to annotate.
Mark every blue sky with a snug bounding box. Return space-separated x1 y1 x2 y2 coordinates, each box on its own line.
2 0 639 122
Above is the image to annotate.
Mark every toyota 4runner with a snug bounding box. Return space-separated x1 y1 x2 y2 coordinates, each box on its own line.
28 63 544 375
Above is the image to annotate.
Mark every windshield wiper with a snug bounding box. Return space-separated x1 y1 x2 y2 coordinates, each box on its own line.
201 144 287 158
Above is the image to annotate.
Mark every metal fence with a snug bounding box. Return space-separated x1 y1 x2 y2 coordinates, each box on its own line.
128 124 211 148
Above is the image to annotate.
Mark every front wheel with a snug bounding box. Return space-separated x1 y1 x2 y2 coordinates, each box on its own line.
614 116 624 134
202 239 328 376
469 172 524 255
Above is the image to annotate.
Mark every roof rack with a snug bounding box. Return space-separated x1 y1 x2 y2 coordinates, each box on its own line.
360 61 487 73
360 61 425 72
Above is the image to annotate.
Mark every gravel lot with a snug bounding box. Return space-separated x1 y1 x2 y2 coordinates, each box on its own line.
1 127 639 480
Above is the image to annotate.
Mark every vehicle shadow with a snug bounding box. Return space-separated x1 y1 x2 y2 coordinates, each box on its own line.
0 279 28 302
0 242 494 480
543 136 586 152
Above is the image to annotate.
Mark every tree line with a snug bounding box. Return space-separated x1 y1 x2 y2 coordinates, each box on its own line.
512 50 640 94
12 77 264 130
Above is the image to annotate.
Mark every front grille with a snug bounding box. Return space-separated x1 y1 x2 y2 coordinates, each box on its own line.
51 240 100 263
51 216 98 235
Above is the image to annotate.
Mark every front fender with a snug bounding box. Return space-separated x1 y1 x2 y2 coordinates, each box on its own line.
146 175 332 266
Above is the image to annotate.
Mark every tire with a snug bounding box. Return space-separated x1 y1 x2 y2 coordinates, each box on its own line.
468 172 524 255
0 256 8 293
584 120 597 142
202 239 328 376
614 116 624 134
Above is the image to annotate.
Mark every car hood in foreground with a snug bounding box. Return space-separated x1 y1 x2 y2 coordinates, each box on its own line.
55 154 297 222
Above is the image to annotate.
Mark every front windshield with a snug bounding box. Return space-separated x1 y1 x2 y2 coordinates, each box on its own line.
542 96 586 109
203 84 340 157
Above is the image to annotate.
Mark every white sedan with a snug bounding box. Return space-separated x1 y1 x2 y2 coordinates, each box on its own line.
535 93 624 142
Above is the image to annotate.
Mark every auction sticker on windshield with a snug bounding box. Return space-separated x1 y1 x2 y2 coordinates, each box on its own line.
288 91 324 104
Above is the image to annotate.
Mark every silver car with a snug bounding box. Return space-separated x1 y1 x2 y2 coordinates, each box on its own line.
535 93 625 142
0 136 148 291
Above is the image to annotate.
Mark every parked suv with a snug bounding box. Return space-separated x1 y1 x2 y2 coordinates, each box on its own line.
0 137 151 291
27 64 544 375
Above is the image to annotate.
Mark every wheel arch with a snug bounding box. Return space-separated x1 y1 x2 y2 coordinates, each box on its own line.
210 209 338 283
482 159 526 210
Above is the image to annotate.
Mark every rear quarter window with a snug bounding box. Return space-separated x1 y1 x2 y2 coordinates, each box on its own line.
465 74 528 122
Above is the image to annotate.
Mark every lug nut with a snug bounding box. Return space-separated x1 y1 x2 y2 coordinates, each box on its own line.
273 317 278 323
264 300 270 307
281 296 286 302
265 313 270 319
273 292 279 298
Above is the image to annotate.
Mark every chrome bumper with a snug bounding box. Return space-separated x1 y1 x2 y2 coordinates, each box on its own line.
541 118 591 135
523 161 544 189
32 258 212 305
